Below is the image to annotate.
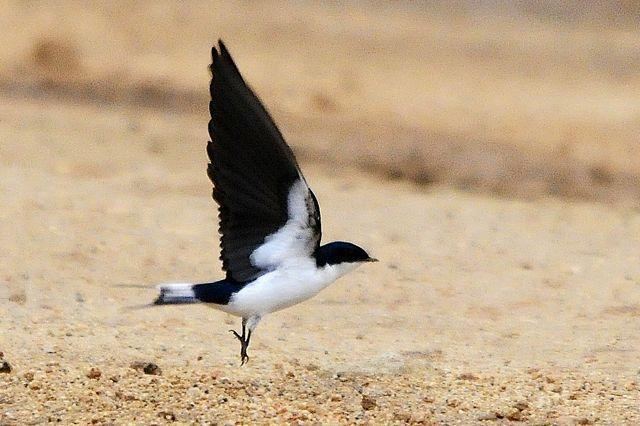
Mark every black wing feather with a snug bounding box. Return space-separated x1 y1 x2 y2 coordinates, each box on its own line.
208 40 321 282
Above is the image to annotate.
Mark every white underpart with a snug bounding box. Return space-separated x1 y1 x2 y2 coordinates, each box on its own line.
212 179 358 325
223 259 361 318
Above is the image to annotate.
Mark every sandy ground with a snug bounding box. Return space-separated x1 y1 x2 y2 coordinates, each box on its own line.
1 2 640 424
1 94 639 424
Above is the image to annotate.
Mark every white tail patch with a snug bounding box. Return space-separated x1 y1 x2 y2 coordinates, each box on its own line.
154 283 198 305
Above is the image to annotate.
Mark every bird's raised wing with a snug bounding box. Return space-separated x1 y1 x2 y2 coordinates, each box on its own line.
208 40 321 282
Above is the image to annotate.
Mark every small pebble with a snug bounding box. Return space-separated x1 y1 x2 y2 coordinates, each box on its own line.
86 367 101 380
506 409 522 421
478 412 498 421
458 372 479 381
513 401 529 411
130 361 162 375
158 411 176 421
394 412 411 422
361 395 376 410
143 363 162 375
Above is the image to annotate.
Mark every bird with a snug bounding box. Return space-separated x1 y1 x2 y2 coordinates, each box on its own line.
153 40 377 365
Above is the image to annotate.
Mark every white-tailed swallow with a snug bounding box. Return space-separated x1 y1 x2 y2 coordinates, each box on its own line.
153 40 377 365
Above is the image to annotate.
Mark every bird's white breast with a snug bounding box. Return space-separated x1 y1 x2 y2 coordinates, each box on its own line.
224 258 359 317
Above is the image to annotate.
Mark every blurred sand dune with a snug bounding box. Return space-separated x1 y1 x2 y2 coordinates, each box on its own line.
1 0 639 204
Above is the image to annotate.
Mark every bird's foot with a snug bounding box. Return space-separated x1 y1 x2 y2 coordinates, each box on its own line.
229 329 243 341
229 329 250 366
240 345 249 366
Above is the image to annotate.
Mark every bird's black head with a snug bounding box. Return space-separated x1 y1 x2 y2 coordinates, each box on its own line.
315 241 377 267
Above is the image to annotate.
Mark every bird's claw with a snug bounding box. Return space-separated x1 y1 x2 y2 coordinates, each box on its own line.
229 329 250 366
240 350 249 366
229 329 242 341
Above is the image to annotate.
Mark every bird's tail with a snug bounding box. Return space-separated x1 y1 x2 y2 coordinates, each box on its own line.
153 283 200 305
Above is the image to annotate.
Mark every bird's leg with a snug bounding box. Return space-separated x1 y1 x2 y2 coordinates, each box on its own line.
241 330 252 365
229 318 250 365
229 318 245 342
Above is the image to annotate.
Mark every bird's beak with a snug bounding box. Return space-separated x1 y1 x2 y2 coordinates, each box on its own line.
367 257 378 262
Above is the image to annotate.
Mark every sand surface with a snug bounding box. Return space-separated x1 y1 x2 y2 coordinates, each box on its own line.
1 2 640 423
1 95 639 424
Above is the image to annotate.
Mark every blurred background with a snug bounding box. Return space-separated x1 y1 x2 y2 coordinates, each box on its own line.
1 0 639 205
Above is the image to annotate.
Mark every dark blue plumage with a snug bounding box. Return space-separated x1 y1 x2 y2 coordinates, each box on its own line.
193 280 247 304
315 242 377 267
